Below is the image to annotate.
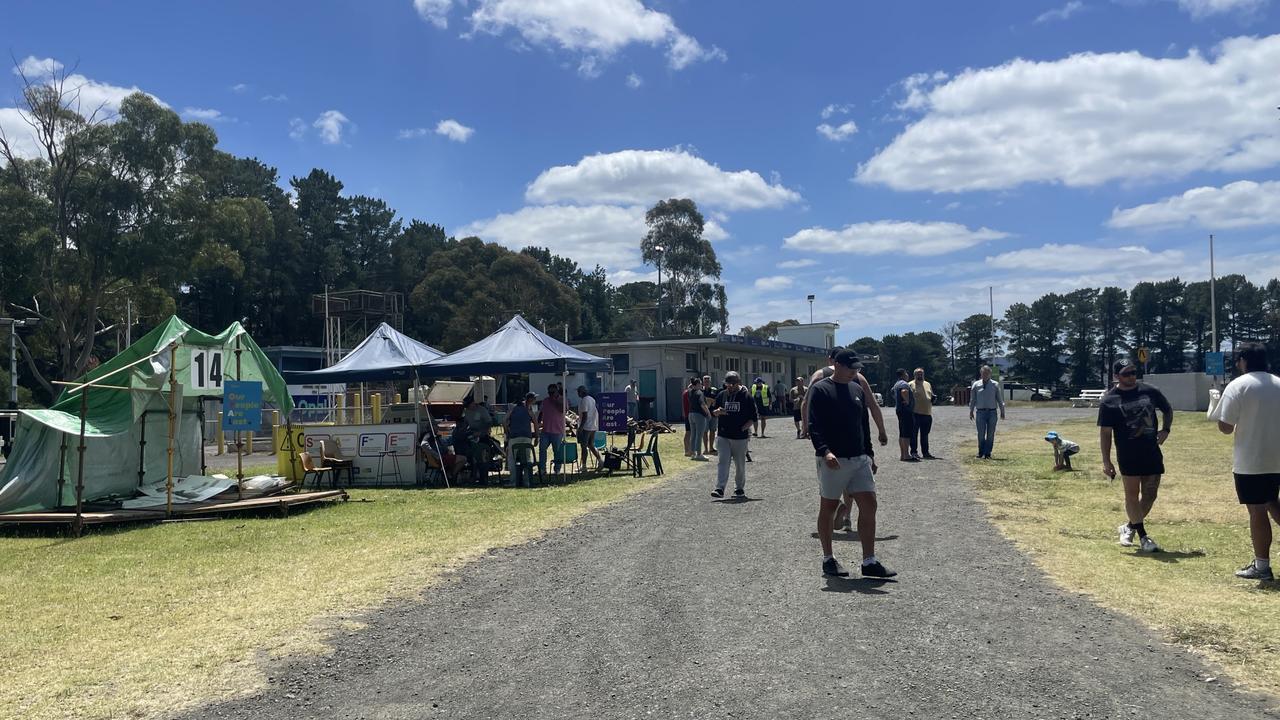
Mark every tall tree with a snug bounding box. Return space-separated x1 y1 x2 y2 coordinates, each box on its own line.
347 195 401 289
956 313 994 379
1025 294 1066 389
291 169 351 290
0 80 216 393
1002 303 1034 378
1218 274 1266 354
1096 287 1128 385
1062 288 1098 390
740 319 800 340
640 199 727 335
1128 281 1159 355
1151 278 1188 372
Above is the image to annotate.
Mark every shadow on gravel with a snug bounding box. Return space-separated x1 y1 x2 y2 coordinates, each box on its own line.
712 497 764 504
809 532 899 542
820 577 894 595
1125 550 1207 564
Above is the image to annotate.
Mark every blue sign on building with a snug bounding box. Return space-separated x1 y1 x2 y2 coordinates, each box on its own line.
223 380 264 432
1205 351 1225 376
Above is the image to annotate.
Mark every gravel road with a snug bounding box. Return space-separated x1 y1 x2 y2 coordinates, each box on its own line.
184 406 1277 720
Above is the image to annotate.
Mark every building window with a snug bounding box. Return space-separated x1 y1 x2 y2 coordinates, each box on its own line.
610 353 630 373
726 357 739 372
751 358 758 374
713 356 721 370
685 353 698 372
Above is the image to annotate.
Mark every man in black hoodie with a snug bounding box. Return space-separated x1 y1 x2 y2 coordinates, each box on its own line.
710 371 758 498
808 349 895 579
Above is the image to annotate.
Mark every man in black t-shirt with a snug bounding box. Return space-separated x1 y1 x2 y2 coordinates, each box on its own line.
1098 358 1174 553
809 349 894 579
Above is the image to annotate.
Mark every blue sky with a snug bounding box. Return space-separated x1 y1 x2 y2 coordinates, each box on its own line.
4 0 1280 343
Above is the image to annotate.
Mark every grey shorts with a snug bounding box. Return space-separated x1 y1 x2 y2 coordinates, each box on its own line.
815 455 875 500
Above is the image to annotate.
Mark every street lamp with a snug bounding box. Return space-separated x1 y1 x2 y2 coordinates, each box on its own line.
1 317 38 408
653 246 665 331
807 294 815 324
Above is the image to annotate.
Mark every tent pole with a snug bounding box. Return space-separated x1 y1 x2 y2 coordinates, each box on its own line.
197 403 207 476
166 344 177 519
417 372 449 488
234 335 244 500
74 389 87 537
56 431 68 508
137 412 148 487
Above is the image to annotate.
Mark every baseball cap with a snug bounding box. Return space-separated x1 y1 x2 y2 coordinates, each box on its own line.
525 392 537 400
834 349 864 369
1113 359 1136 375
1044 431 1059 441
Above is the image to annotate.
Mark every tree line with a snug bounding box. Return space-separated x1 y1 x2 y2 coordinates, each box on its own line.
0 75 726 405
755 276 1280 398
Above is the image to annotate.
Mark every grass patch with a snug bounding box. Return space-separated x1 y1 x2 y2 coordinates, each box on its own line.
0 433 693 720
965 412 1280 696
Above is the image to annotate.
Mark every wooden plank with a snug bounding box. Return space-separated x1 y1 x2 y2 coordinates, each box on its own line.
0 490 345 526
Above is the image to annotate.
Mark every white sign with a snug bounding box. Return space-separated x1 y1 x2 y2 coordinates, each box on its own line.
303 423 419 485
190 348 225 390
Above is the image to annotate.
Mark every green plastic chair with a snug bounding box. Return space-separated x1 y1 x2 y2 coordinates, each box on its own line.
630 431 663 477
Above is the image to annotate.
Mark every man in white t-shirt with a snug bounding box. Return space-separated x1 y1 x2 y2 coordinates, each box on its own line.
576 386 602 470
1210 342 1280 581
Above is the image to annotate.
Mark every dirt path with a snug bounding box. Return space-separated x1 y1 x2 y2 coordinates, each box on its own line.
184 406 1276 719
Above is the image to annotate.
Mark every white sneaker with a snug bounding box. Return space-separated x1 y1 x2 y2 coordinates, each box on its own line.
1139 535 1161 553
1117 523 1135 547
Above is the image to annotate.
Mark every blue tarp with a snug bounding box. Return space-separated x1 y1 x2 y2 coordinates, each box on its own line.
420 315 611 377
283 322 443 383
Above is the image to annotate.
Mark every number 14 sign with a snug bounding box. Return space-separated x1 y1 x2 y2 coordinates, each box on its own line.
190 348 225 390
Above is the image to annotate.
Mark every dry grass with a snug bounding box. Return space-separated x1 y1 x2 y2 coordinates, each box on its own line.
0 433 694 720
965 413 1280 698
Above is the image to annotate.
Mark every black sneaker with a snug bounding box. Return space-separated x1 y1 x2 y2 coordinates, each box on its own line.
1235 561 1274 581
861 561 897 578
710 488 724 498
733 488 746 498
822 558 849 577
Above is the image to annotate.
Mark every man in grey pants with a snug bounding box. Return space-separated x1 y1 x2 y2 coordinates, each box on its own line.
710 371 758 498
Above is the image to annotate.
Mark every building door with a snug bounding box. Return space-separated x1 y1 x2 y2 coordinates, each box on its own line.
638 369 657 420
665 376 685 423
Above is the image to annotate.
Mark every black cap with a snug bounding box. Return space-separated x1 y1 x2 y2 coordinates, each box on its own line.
834 349 863 370
1113 358 1136 375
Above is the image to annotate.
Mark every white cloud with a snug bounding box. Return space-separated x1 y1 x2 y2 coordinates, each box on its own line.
12 56 63 78
783 221 1008 256
1035 1 1084 24
754 276 794 291
831 283 874 294
526 149 802 210
463 0 725 75
288 117 307 141
459 204 650 273
858 34 1280 192
397 127 430 140
896 71 949 111
435 118 475 142
1109 180 1280 229
817 121 858 141
182 107 231 122
414 0 453 28
230 83 248 93
626 72 643 89
821 103 852 120
313 110 351 145
778 259 817 269
1177 0 1267 19
607 268 657 285
261 93 289 102
985 243 1185 273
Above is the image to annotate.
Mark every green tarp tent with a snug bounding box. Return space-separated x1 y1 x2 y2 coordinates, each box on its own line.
0 316 292 514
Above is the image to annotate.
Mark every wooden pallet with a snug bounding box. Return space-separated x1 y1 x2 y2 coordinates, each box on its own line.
0 489 348 527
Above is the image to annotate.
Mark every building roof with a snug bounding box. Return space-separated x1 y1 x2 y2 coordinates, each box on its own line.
576 333 829 356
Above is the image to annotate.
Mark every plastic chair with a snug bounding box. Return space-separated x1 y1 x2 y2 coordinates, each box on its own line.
320 440 355 486
510 438 536 487
630 431 663 477
299 451 333 489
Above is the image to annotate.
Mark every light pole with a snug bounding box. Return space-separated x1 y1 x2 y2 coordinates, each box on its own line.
654 246 665 330
807 294 815 324
1209 234 1218 355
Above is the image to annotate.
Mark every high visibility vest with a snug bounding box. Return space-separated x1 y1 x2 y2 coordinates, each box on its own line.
752 383 770 404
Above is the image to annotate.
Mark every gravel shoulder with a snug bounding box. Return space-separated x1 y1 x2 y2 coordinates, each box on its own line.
184 406 1278 720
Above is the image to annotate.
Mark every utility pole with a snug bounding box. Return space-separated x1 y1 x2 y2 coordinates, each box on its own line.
808 294 815 324
989 286 996 362
1209 234 1218 354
